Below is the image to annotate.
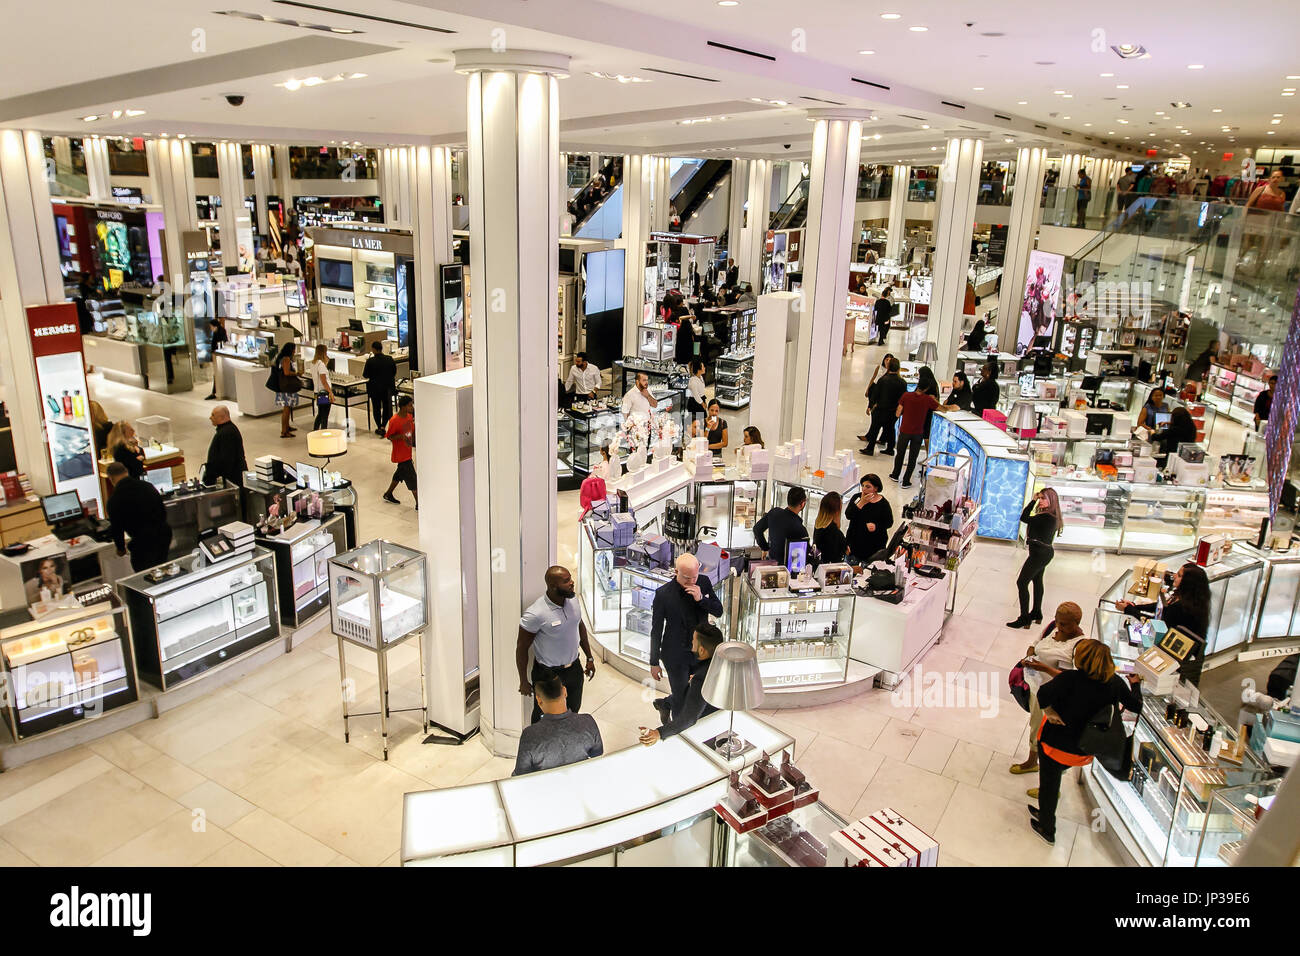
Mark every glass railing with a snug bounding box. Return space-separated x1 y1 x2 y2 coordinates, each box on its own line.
856 174 893 202
907 180 937 202
45 161 89 199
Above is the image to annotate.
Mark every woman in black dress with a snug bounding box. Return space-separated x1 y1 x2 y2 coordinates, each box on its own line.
1150 405 1198 466
106 421 146 479
812 492 847 565
844 474 894 564
964 319 987 352
1008 487 1063 628
1116 562 1211 685
944 370 974 411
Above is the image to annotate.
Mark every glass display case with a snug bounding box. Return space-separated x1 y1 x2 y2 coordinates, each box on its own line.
578 519 628 636
1088 689 1270 866
120 548 279 691
328 540 428 650
618 566 732 666
1199 488 1270 539
567 403 622 477
557 412 575 486
1205 364 1269 426
258 514 346 626
713 352 754 409
0 600 138 739
637 323 677 362
693 479 765 552
1192 778 1282 866
1120 484 1203 555
736 578 854 689
720 800 849 867
134 415 173 450
1036 477 1127 551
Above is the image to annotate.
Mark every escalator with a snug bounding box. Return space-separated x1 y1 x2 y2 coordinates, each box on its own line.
769 177 809 230
669 159 730 232
568 156 624 234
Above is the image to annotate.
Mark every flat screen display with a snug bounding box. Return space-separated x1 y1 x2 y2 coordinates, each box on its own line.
41 491 82 524
319 258 354 290
786 540 808 574
145 470 173 493
582 249 626 315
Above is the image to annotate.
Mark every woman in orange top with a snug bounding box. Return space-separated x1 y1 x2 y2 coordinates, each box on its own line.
1028 640 1143 846
1246 169 1288 213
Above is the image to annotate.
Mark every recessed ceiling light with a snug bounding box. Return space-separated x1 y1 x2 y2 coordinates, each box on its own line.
1187 64 1204 70
1063 115 1071 119
1100 72 1114 78
1110 44 1148 59
81 115 99 122
216 10 363 34
1116 84 1129 89
920 124 930 129
283 77 303 90
873 133 882 140
1004 137 1014 143
1118 119 1129 124
1053 90 1065 95
1272 119 1282 124
1268 131 1276 135
1285 92 1296 97
972 87 984 91
931 146 938 151
1062 94 1073 98
1288 75 1300 80
124 108 146 117
858 49 875 55
1084 122 1092 126
1155 110 1165 115
881 12 901 19
1017 100 1027 105
1275 114 1284 117
1108 130 1115 134
908 25 928 32
1285 88 1298 93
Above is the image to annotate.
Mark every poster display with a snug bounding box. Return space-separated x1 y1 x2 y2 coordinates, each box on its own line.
1016 250 1064 354
1264 284 1300 519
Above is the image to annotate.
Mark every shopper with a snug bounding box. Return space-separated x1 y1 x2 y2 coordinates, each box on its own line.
1030 640 1143 846
1074 168 1092 228
205 317 228 400
972 360 1001 416
382 395 417 507
310 343 335 431
517 565 597 724
812 491 847 565
639 622 724 746
1135 387 1167 432
859 352 895 443
674 311 697 366
889 373 957 489
1255 374 1278 432
362 341 398 436
742 426 764 448
861 357 906 456
89 401 113 459
1150 405 1198 466
688 398 728 452
1009 601 1086 775
650 554 724 723
272 341 301 439
621 371 660 421
202 405 246 488
844 474 893 563
512 674 604 776
872 288 893 345
565 351 602 403
726 257 739 289
685 359 708 418
106 421 146 479
945 370 974 411
1184 340 1219 384
963 319 987 353
1246 168 1288 212
1007 487 1063 628
915 365 943 438
1116 562 1211 685
105 461 172 572
755 486 810 565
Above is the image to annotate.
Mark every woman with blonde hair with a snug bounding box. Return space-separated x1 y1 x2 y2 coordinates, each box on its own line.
1007 486 1063 629
1010 601 1086 776
1029 639 1142 846
812 491 846 565
89 401 113 458
106 421 145 479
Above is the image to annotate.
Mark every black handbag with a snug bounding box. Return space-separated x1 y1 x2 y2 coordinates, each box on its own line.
1079 697 1134 780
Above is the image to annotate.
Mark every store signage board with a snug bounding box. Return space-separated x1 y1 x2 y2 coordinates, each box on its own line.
110 186 143 204
1263 283 1300 519
648 232 716 245
26 303 103 517
308 226 413 255
1016 250 1064 354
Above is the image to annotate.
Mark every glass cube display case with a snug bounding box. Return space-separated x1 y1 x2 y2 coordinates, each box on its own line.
328 540 428 650
1088 690 1269 866
258 513 346 626
1120 484 1203 554
694 480 765 552
736 579 854 689
578 519 628 635
721 800 849 867
120 548 278 691
1192 778 1281 866
134 415 174 450
714 352 754 409
637 323 678 362
557 413 574 485
0 600 137 739
567 403 622 477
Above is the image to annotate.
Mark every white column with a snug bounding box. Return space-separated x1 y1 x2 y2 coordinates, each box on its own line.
273 145 292 223
651 157 671 232
0 130 65 496
83 135 111 201
458 48 565 758
379 146 416 228
726 159 748 266
251 144 272 241
790 109 867 466
620 153 654 351
51 136 72 174
146 137 198 289
215 141 244 269
738 157 772 289
996 145 1048 351
884 163 909 261
412 144 454 371
929 135 984 379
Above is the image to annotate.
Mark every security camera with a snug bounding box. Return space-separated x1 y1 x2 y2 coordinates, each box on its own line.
783 143 792 150
224 93 245 107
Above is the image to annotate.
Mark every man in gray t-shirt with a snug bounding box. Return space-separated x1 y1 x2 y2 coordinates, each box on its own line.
517 565 596 724
513 674 604 776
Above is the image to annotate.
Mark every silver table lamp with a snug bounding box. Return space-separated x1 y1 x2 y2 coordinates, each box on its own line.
701 641 764 758
914 341 939 366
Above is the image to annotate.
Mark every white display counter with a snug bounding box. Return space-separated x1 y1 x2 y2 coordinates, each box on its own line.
401 711 793 867
850 572 949 688
232 360 283 417
84 335 145 389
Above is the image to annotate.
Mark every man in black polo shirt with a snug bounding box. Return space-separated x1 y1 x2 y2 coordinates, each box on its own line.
754 486 810 565
650 553 723 724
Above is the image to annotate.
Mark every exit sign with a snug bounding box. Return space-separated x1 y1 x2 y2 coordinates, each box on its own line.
1223 152 1234 161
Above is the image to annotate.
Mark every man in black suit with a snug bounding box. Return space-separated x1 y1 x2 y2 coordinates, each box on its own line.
650 554 723 724
203 405 246 487
363 341 398 435
105 462 172 572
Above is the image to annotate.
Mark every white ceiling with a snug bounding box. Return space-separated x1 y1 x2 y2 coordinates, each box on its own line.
2 0 1296 164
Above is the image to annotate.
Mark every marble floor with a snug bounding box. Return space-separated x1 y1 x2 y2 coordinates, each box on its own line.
0 340 1149 866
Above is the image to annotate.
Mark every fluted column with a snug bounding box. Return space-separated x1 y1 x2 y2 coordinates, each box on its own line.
930 135 984 378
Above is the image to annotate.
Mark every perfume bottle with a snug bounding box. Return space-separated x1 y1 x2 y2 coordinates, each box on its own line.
61 391 72 416
72 390 84 418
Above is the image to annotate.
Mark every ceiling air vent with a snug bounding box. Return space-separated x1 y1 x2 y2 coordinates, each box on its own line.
1034 124 1048 130
641 67 719 82
706 40 776 62
898 113 925 122
272 1 456 32
851 78 891 92
941 101 966 110
801 95 846 105
993 113 1011 121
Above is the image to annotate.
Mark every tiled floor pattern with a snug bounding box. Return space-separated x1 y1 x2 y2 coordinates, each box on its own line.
0 338 1187 866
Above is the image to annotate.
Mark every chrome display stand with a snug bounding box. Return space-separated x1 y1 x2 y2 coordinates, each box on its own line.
328 540 429 760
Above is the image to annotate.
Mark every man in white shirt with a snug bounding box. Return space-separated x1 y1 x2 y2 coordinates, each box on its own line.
565 352 601 400
621 370 660 420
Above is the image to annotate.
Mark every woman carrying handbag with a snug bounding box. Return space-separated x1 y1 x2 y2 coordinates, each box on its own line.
271 342 302 439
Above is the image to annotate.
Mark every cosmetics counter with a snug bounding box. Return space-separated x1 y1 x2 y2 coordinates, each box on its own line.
243 471 359 552
1085 687 1273 867
1205 363 1271 428
926 412 1030 541
256 514 346 628
735 576 856 691
0 599 138 740
401 710 848 867
1094 542 1300 667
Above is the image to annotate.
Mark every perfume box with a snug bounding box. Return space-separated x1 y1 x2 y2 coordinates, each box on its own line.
863 807 939 867
827 821 902 867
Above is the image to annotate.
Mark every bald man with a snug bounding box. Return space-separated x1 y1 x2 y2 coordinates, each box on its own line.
203 404 246 488
650 553 724 723
518 565 596 724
